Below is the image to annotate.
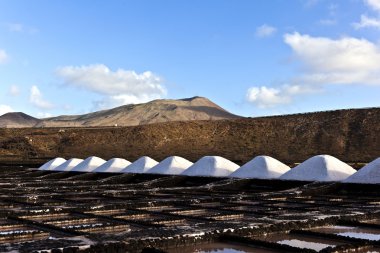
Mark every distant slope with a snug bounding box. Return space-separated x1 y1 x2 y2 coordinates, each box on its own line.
1 107 379 166
36 96 241 127
0 112 41 128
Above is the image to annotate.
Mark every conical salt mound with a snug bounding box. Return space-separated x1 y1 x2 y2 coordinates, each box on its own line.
182 156 239 177
147 156 193 175
121 156 158 173
54 158 84 171
230 156 290 179
70 156 106 172
39 158 66 171
93 158 131 173
344 158 380 184
280 155 356 182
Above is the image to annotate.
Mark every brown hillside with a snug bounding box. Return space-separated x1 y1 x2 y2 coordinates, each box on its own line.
0 108 379 166
0 112 41 128
36 96 240 127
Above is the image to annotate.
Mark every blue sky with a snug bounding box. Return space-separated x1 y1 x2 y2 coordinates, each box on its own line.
1 0 380 118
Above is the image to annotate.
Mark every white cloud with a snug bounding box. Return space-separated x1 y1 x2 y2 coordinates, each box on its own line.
0 105 14 116
353 15 380 29
247 32 380 108
246 84 319 108
0 49 8 64
56 64 166 108
247 86 290 108
365 0 380 12
37 112 52 118
29 85 54 109
9 85 20 96
284 32 380 85
255 24 277 38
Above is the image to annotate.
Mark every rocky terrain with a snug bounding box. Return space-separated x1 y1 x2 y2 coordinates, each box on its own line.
0 97 240 128
0 107 379 166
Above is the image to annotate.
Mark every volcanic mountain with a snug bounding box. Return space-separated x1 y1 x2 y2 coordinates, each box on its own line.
0 97 241 128
0 112 41 128
37 96 240 127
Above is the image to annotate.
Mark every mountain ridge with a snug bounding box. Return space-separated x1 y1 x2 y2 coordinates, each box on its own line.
0 112 41 128
0 96 241 128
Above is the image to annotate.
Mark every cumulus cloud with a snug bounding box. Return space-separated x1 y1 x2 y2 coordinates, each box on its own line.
247 86 290 108
353 1 380 29
247 32 380 108
37 112 52 118
255 24 277 38
365 0 380 12
246 84 319 108
0 49 8 64
284 32 380 85
353 15 380 29
0 105 14 116
9 85 20 96
56 64 166 108
29 85 54 109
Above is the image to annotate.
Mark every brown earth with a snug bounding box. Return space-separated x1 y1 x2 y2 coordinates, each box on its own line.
0 107 379 166
0 112 41 128
0 97 240 128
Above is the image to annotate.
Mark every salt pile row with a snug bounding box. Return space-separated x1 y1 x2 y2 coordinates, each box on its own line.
38 155 380 184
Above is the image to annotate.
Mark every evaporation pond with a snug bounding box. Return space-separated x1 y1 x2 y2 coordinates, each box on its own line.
310 226 380 241
256 233 345 251
167 242 282 253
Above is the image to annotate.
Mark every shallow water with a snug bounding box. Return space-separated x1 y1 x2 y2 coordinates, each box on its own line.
167 242 280 253
278 239 332 251
258 233 339 251
310 225 380 241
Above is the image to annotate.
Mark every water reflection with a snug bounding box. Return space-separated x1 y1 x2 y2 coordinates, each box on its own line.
337 232 380 241
167 242 280 253
310 226 380 241
278 239 333 251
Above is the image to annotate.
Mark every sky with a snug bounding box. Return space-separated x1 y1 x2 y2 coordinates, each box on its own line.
0 0 380 118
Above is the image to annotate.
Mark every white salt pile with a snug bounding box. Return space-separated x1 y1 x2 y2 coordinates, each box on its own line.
182 156 239 177
280 155 356 182
147 156 193 175
54 158 84 171
229 155 290 179
38 158 66 171
92 158 131 173
70 156 106 172
121 156 158 173
344 158 380 184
